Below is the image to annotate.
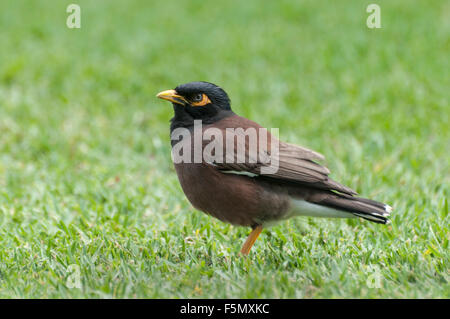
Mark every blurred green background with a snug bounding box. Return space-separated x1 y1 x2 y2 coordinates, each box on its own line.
0 0 448 298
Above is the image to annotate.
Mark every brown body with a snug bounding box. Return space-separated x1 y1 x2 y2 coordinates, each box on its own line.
175 162 291 227
172 115 376 227
173 115 290 226
158 82 391 255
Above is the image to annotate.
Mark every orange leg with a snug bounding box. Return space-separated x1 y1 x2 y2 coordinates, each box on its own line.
240 225 263 255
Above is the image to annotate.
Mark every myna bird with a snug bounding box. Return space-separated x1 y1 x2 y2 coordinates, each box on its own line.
157 81 392 255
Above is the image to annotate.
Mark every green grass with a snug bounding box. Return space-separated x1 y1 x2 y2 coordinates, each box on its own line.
0 0 448 298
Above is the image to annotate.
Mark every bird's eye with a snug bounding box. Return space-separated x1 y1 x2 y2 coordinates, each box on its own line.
190 93 211 106
192 94 203 102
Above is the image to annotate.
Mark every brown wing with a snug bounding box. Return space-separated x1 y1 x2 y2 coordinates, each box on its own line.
202 115 357 196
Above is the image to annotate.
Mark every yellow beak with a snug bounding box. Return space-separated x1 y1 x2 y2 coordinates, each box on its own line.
156 89 188 105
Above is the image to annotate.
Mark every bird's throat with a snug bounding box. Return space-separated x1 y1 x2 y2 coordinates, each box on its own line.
170 103 235 133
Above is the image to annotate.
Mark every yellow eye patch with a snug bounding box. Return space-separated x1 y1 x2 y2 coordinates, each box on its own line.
191 94 211 107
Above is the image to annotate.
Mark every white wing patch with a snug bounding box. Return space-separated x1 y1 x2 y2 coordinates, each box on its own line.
220 170 258 177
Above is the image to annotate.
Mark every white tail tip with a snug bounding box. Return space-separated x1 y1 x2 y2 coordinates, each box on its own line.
384 204 393 214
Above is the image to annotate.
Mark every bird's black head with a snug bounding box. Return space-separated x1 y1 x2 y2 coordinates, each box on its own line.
157 81 234 130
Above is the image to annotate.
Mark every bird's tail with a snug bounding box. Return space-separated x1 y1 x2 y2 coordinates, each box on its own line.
318 194 392 224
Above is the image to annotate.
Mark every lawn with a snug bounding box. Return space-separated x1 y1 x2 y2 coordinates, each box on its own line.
0 0 448 298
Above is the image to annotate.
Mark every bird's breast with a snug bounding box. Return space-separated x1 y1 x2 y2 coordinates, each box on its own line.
173 162 291 227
